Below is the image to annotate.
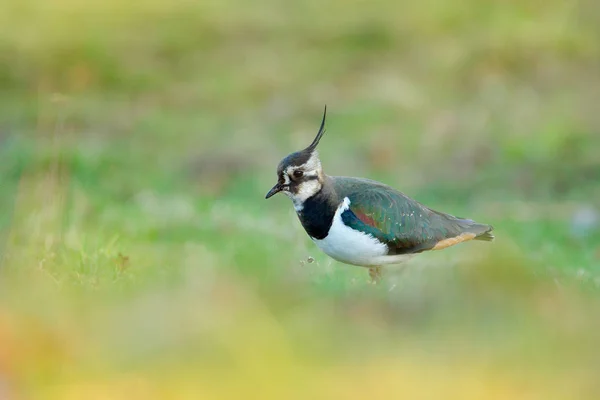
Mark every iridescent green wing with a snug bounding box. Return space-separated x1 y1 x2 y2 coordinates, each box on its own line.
332 177 471 254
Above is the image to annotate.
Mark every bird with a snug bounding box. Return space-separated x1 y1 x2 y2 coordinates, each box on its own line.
265 106 494 283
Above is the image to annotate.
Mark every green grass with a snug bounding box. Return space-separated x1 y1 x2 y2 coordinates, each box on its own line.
1 0 600 398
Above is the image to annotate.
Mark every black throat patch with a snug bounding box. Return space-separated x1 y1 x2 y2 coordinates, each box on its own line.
296 181 339 240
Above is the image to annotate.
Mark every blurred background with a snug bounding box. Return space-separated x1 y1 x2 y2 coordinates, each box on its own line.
1 0 600 398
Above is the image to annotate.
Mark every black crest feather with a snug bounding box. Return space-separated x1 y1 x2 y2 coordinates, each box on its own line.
307 105 327 151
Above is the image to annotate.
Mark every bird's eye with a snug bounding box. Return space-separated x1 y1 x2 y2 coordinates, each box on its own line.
293 170 304 178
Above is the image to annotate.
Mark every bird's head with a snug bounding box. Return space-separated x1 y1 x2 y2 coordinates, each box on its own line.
265 106 327 209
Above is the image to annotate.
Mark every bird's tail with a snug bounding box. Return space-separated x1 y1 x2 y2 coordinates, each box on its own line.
474 229 495 241
459 219 495 242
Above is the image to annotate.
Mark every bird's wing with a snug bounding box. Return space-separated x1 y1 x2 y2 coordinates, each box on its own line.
332 177 490 254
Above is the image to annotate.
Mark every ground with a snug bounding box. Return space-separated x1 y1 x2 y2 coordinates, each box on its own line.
0 0 600 398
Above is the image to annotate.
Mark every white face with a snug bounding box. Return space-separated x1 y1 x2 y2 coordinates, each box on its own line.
281 152 323 211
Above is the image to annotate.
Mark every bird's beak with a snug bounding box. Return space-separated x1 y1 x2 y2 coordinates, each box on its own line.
265 183 283 199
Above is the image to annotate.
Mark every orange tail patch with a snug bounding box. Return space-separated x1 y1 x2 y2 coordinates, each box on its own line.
432 232 477 250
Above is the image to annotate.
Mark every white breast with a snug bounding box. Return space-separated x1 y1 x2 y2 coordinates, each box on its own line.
311 197 407 267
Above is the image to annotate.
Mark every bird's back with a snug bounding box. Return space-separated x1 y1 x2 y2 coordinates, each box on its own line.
330 176 494 255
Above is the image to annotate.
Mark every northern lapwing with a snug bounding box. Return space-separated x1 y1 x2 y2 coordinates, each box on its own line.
266 106 494 283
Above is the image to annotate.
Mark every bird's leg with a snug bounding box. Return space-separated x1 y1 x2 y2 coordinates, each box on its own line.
368 266 383 284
